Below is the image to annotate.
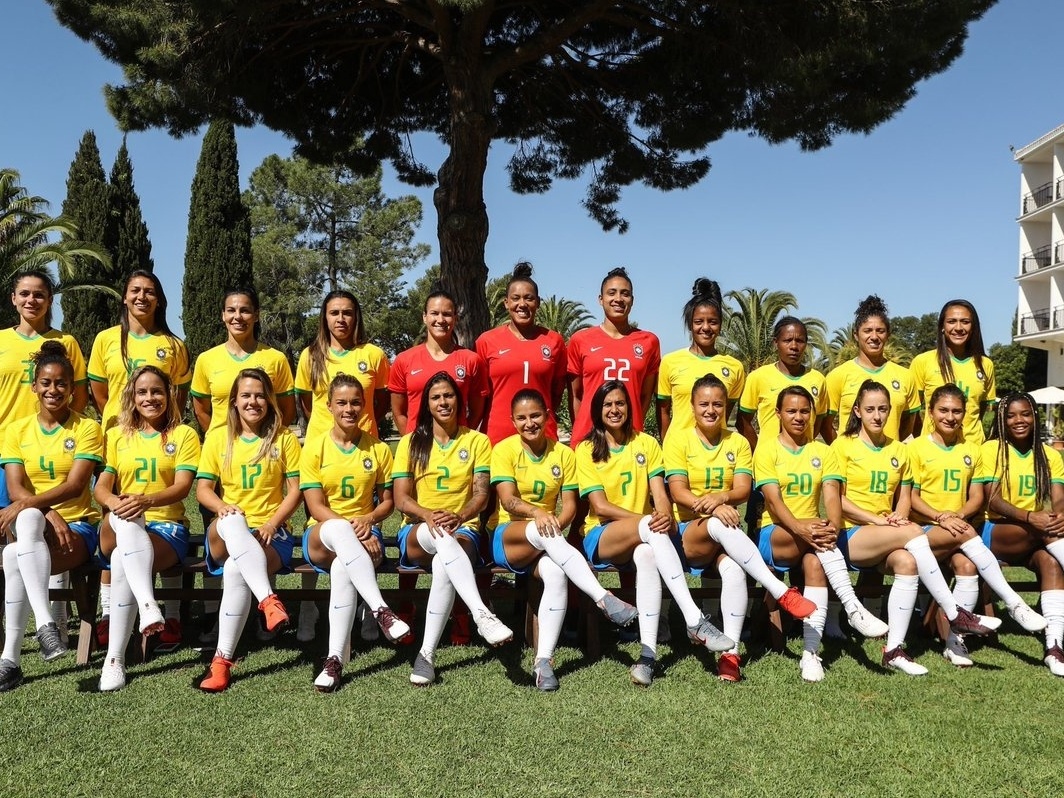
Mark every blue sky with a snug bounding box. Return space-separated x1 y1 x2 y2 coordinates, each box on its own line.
3 1 1060 355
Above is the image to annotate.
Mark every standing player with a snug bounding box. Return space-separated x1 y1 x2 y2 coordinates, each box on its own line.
567 267 660 447
657 278 744 439
0 342 102 691
476 263 566 445
823 295 918 444
910 299 995 443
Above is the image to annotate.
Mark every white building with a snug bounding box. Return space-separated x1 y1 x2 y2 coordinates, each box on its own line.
1015 123 1064 385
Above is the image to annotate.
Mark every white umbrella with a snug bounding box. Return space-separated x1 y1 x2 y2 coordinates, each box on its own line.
1030 386 1064 404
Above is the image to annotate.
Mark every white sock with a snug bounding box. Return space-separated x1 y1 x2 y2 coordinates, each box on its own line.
216 557 252 660
1045 539 1064 575
903 535 959 618
1 544 29 665
1042 589 1064 649
14 509 53 628
952 574 980 612
319 519 387 612
106 554 135 665
886 574 919 651
631 543 661 654
636 516 701 626
414 524 489 615
959 538 1023 606
216 515 274 602
717 556 746 655
161 575 182 620
815 547 861 614
708 518 789 600
111 514 160 619
525 522 607 602
420 558 455 662
536 557 568 660
802 586 829 654
327 558 357 660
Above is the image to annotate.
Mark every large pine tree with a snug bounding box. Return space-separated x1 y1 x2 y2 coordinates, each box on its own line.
59 131 111 343
182 120 253 362
107 138 154 286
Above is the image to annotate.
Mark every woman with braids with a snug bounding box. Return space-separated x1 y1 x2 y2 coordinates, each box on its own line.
0 341 103 691
294 290 390 642
980 392 1064 675
823 295 918 444
475 262 566 445
567 267 660 447
910 300 995 443
832 380 997 677
392 372 512 686
665 374 816 683
576 380 732 687
194 368 301 692
88 270 191 649
656 277 744 440
94 366 200 691
908 384 1046 668
490 388 637 691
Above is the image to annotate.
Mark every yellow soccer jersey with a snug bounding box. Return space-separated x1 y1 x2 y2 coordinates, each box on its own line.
392 427 491 532
825 359 919 441
102 424 200 523
979 440 1064 518
197 428 302 528
0 411 103 523
299 431 393 524
0 328 88 428
663 427 752 522
657 348 745 432
575 432 665 531
907 434 984 514
489 434 577 528
753 438 841 528
88 326 192 431
190 343 295 433
910 350 996 444
831 434 911 522
295 343 390 440
738 363 828 442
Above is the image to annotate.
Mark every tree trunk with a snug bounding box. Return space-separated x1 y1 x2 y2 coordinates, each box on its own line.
434 46 494 347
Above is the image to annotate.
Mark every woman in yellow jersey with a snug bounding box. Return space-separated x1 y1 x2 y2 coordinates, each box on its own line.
575 380 731 687
737 316 828 451
294 290 390 641
189 287 295 433
195 368 301 692
980 393 1064 676
832 380 997 677
908 384 1046 667
0 342 103 691
665 375 816 683
0 271 89 506
823 295 918 444
93 366 200 691
656 278 745 439
754 386 889 683
300 374 410 692
910 299 995 443
393 372 513 686
490 388 637 691
88 270 191 649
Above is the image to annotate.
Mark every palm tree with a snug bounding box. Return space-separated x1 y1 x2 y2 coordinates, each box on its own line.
537 295 594 339
817 321 918 371
718 287 827 373
0 168 113 326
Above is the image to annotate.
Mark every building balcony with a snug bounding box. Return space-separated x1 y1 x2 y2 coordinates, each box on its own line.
1023 180 1055 215
1018 306 1064 336
1022 243 1054 273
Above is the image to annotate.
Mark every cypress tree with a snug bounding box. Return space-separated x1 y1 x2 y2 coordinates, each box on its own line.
182 120 253 362
58 130 111 343
108 138 154 288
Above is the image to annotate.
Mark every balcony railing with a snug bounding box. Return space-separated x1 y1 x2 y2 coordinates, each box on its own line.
1058 176 1064 200
1057 241 1064 266
1022 244 1054 273
1019 307 1054 335
1023 180 1055 214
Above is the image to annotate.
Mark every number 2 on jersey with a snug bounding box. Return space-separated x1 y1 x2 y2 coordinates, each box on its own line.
603 358 630 381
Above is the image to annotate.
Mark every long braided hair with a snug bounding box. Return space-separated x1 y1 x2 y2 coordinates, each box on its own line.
990 392 1051 508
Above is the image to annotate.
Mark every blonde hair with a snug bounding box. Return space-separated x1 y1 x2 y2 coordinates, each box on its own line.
224 367 284 470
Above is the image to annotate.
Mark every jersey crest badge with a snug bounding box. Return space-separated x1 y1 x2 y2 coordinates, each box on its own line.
635 452 647 467
458 448 470 462
811 457 821 470
63 437 76 452
455 366 467 380
165 442 177 456
551 464 562 479
358 361 369 373
363 457 374 471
